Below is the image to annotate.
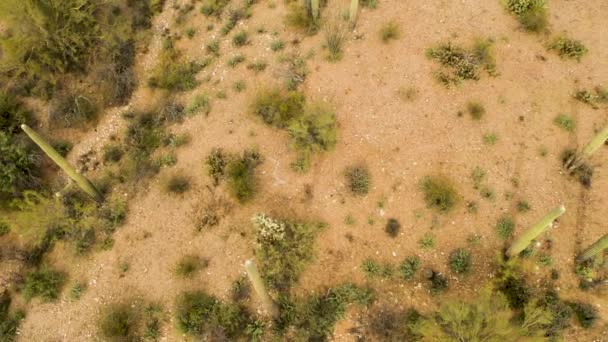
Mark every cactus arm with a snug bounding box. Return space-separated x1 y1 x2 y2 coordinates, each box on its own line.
311 0 319 22
21 124 102 202
507 205 566 258
244 259 279 318
349 0 359 26
578 234 608 262
582 124 608 157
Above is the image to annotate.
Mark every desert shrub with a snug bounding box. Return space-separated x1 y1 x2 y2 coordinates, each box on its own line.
271 40 285 51
399 256 420 280
467 101 485 120
504 0 547 32
22 267 66 301
0 221 9 236
0 292 25 342
421 176 458 213
360 0 378 8
426 40 496 86
573 87 608 109
51 139 73 157
554 114 575 132
561 149 593 188
497 274 530 309
201 0 230 16
538 290 572 338
496 216 515 239
418 233 436 249
288 103 337 158
247 60 268 73
517 200 531 212
99 303 137 341
103 145 124 164
424 269 448 294
0 132 40 199
0 92 32 134
483 132 498 145
385 218 401 237
449 248 472 274
69 282 87 300
361 259 394 278
175 291 250 338
367 307 421 341
345 165 371 195
548 36 587 61
206 148 228 186
380 21 400 43
48 93 97 128
232 30 249 47
124 111 167 178
187 93 211 116
175 254 207 278
159 101 185 123
251 90 306 128
568 301 598 328
227 54 246 67
232 80 247 92
166 174 191 194
285 0 320 34
254 214 324 291
226 150 262 203
324 24 346 61
231 276 251 302
148 46 202 91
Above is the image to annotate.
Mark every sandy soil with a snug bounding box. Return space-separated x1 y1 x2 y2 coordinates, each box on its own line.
10 0 608 340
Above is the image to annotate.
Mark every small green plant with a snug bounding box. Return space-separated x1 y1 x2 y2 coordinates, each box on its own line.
504 0 548 32
496 216 515 240
166 174 191 194
361 259 394 278
324 24 346 61
426 40 496 86
187 93 211 116
483 132 498 145
421 176 458 213
467 101 485 120
185 27 196 38
554 114 576 132
360 0 378 9
227 54 246 67
399 256 421 280
449 248 472 274
175 254 207 278
345 165 371 196
99 303 137 341
233 80 247 92
385 218 401 238
548 36 587 61
247 60 268 72
206 148 227 185
0 221 10 236
380 20 400 43
397 86 418 102
573 87 608 109
517 200 531 212
22 267 66 301
148 46 202 91
226 150 262 203
103 145 124 164
344 214 356 226
285 0 321 34
568 301 598 328
232 30 249 47
206 39 220 56
271 40 285 52
425 269 448 294
201 0 230 16
471 167 486 189
419 233 435 250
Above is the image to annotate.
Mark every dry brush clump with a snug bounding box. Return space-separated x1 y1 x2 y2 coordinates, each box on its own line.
426 39 497 86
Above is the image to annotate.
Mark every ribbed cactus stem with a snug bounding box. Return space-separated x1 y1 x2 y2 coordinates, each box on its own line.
507 205 566 258
566 124 608 172
578 234 608 262
21 124 102 202
244 259 278 317
311 0 319 21
349 0 359 26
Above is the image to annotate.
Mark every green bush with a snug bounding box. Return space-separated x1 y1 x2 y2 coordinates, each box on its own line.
345 165 371 195
251 89 306 128
148 46 202 91
48 93 97 128
201 0 230 17
247 60 268 73
232 30 249 47
99 303 137 341
380 21 400 43
324 24 345 61
399 256 420 280
175 254 207 278
0 292 25 342
426 40 496 86
206 148 227 186
0 221 9 236
0 92 32 134
227 54 246 67
504 0 547 32
362 259 394 278
285 1 320 34
175 291 250 338
287 103 337 153
421 176 458 212
385 218 401 237
22 267 66 301
187 93 212 116
549 36 587 61
568 301 598 328
226 150 262 203
467 101 485 120
271 40 285 52
0 132 40 199
554 114 576 132
166 174 191 194
496 216 515 239
103 145 124 164
448 248 472 274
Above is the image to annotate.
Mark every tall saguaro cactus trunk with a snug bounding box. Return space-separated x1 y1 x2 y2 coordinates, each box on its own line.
244 259 279 318
311 0 319 22
565 124 608 172
578 234 608 262
507 205 566 258
349 0 359 27
21 124 103 202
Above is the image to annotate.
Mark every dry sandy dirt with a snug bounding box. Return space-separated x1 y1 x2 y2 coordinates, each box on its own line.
5 0 608 340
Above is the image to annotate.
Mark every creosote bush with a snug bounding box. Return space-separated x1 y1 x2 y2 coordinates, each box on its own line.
504 0 548 32
426 39 496 86
421 176 458 213
548 36 588 61
22 267 66 301
448 248 472 274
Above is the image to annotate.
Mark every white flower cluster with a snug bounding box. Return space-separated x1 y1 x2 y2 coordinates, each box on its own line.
252 213 286 242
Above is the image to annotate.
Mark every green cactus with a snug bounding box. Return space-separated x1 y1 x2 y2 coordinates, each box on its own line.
311 0 319 22
21 124 102 202
578 234 608 262
565 124 608 172
507 205 566 258
350 0 359 26
244 259 278 317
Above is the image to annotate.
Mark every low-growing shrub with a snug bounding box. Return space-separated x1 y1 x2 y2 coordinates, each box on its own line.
247 60 268 73
427 40 496 86
548 36 587 61
361 259 394 278
99 303 137 341
324 24 345 61
187 93 211 116
148 46 203 91
467 101 485 120
226 150 262 203
166 174 191 194
285 1 320 34
227 54 246 67
449 248 471 274
399 256 421 280
232 30 249 47
345 165 371 196
568 301 598 329
69 282 87 300
504 0 548 32
419 233 436 249
175 254 207 278
48 93 97 128
424 269 448 294
385 218 401 237
421 176 458 213
271 40 285 51
380 21 400 43
22 267 66 301
0 292 25 341
103 145 124 164
206 148 227 186
0 91 32 134
251 90 306 128
201 0 230 16
554 114 576 132
0 132 40 199
496 216 515 239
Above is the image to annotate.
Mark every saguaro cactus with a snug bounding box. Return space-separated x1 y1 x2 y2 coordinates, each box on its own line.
244 259 279 317
21 124 102 202
507 205 566 257
311 0 319 22
578 234 608 262
565 124 608 172
349 0 359 26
